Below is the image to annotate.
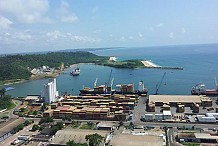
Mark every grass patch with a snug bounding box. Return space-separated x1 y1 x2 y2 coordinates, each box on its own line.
79 122 95 130
71 121 81 129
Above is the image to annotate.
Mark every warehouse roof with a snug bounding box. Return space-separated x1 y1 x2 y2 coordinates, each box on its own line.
50 129 107 145
110 134 163 146
149 95 202 104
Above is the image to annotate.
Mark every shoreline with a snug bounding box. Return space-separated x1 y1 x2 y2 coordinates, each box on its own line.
0 63 89 87
141 60 159 67
0 60 183 87
141 60 183 70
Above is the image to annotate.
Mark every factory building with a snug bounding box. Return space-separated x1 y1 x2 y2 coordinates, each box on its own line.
41 78 58 104
148 95 212 112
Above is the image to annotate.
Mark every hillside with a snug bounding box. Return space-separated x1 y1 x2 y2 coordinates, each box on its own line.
0 51 108 82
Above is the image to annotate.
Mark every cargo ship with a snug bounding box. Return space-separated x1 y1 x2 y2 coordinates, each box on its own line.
191 82 218 96
80 80 148 96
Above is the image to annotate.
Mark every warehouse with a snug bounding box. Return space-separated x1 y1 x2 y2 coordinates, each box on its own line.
50 129 108 146
148 95 202 106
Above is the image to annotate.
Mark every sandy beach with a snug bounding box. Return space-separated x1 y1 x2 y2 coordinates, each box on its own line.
141 60 158 67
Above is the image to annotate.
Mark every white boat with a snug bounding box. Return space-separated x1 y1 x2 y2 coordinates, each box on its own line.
70 68 80 76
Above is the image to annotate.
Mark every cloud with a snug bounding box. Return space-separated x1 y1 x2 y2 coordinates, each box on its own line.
0 15 13 29
120 36 126 42
46 30 62 41
149 26 154 31
46 30 100 43
92 6 99 13
181 28 186 33
0 0 50 24
129 36 134 40
56 1 78 23
16 32 32 41
169 32 174 38
0 31 32 42
93 29 101 34
138 32 143 38
156 23 164 27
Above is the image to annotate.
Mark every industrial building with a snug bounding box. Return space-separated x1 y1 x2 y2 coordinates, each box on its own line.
50 129 108 146
41 78 58 104
148 95 212 112
110 134 163 146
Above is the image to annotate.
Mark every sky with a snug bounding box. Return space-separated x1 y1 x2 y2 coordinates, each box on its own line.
0 0 218 54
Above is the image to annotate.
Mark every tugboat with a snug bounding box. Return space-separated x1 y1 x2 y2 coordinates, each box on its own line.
191 80 218 96
70 68 80 76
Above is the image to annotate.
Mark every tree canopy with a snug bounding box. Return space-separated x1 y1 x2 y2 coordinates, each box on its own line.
85 133 104 146
0 51 108 82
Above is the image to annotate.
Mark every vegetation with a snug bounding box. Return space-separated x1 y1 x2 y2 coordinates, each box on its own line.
71 121 81 129
0 95 16 110
0 51 108 83
103 59 145 69
50 121 64 135
11 120 32 134
31 124 39 131
85 133 104 146
66 140 88 146
12 123 24 134
18 107 28 116
39 117 54 124
80 122 95 130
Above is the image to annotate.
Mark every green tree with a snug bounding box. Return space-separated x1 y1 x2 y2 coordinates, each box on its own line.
0 88 6 97
31 124 39 131
66 140 88 146
32 110 38 115
85 133 104 146
39 117 54 124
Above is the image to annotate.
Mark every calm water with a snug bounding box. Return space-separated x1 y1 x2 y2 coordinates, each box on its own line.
5 44 218 97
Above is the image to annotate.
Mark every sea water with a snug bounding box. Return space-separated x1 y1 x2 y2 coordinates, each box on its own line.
6 44 218 97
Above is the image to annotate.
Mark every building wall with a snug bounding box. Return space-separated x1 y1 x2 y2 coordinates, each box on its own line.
42 78 58 104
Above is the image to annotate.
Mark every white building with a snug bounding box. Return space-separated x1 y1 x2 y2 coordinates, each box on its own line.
144 114 154 121
163 110 172 120
41 78 58 104
206 113 218 119
138 80 145 92
197 115 216 123
155 114 163 121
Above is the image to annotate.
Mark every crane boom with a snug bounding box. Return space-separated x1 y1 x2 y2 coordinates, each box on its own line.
155 72 166 95
94 78 98 87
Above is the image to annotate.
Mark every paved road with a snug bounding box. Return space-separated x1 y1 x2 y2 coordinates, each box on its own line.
9 100 22 119
0 123 37 146
168 128 183 146
134 121 218 129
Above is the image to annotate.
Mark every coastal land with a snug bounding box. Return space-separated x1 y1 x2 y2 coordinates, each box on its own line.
0 51 183 86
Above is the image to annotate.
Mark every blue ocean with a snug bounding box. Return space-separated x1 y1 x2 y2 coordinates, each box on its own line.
6 44 218 97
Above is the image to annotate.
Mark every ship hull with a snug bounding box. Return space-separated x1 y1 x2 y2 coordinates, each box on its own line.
79 90 147 96
191 91 218 96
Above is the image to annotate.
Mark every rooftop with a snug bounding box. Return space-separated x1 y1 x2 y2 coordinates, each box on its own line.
149 95 202 104
194 133 218 140
25 95 40 101
50 129 107 145
110 134 163 146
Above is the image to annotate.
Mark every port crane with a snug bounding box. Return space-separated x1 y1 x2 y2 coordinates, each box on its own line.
94 78 98 87
155 72 167 95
